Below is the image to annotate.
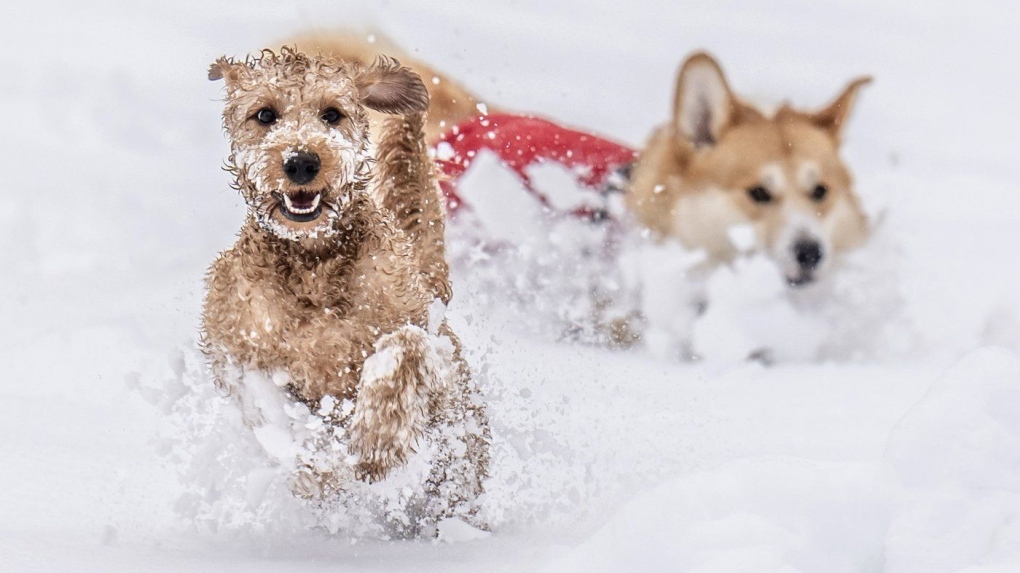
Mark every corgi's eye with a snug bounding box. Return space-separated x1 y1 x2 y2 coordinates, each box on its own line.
321 107 344 125
747 186 773 204
253 107 277 125
811 184 828 202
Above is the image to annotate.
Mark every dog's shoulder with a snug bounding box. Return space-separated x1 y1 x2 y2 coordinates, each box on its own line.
347 200 430 310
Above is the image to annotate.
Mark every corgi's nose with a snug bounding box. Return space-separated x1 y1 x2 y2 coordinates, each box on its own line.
793 240 823 271
283 152 320 185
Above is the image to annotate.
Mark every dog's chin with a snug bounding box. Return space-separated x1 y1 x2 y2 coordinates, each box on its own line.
785 272 816 288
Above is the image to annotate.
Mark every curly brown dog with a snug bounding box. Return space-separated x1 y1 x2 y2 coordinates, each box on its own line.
199 48 488 529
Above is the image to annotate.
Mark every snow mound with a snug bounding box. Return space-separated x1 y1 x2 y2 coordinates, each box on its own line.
535 348 1020 573
539 459 890 573
883 347 1020 573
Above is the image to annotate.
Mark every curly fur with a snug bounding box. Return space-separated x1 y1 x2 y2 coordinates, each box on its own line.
200 48 488 524
376 113 453 303
285 31 488 144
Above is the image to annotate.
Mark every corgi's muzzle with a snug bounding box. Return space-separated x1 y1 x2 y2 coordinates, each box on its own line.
788 239 824 287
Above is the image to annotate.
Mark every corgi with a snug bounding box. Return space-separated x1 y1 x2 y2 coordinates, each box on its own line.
628 52 872 287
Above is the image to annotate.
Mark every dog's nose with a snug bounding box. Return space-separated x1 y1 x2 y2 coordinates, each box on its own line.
793 239 824 271
283 152 320 185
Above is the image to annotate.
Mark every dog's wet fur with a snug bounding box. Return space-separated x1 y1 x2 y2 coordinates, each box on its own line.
200 48 488 529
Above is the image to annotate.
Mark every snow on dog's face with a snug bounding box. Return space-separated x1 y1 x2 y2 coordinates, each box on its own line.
209 48 428 246
629 52 871 287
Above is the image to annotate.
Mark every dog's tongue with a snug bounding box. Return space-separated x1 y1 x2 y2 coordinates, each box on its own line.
289 191 316 210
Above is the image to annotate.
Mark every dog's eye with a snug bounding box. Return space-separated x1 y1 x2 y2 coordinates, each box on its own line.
811 184 828 202
747 186 773 204
321 108 344 125
254 107 277 125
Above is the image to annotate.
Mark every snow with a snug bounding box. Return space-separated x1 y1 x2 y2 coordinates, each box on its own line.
538 349 1020 573
883 349 1020 573
3 0 1020 571
436 518 491 543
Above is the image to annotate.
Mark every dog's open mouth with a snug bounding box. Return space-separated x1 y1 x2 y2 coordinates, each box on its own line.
274 191 323 223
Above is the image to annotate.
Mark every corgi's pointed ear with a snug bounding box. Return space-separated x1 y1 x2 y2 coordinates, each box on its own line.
811 76 872 140
354 57 430 115
673 52 742 148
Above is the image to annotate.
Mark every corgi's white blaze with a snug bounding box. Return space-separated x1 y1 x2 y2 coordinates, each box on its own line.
798 160 820 189
759 162 787 194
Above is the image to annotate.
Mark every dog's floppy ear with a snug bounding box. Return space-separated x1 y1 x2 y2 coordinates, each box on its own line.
208 57 242 86
810 76 872 140
673 52 747 148
354 57 430 115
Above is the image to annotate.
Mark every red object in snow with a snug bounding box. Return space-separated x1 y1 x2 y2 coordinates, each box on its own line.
433 113 637 220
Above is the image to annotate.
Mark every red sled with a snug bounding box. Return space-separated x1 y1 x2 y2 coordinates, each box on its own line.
433 113 637 222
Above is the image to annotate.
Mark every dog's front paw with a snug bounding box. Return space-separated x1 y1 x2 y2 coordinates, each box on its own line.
348 325 437 483
352 446 403 483
349 419 424 483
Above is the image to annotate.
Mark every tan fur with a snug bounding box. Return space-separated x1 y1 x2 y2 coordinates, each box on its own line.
285 31 488 143
200 49 488 500
628 52 872 284
376 113 453 304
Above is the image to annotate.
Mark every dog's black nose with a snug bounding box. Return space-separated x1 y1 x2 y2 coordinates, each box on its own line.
793 240 824 271
283 152 320 185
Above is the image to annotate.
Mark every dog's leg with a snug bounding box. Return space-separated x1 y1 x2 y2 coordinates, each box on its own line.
422 322 491 530
375 112 452 304
349 324 439 482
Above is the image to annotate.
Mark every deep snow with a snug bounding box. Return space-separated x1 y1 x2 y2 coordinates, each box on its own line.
2 1 1020 571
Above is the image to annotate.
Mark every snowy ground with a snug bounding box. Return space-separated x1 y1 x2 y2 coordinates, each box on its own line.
3 0 1020 571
